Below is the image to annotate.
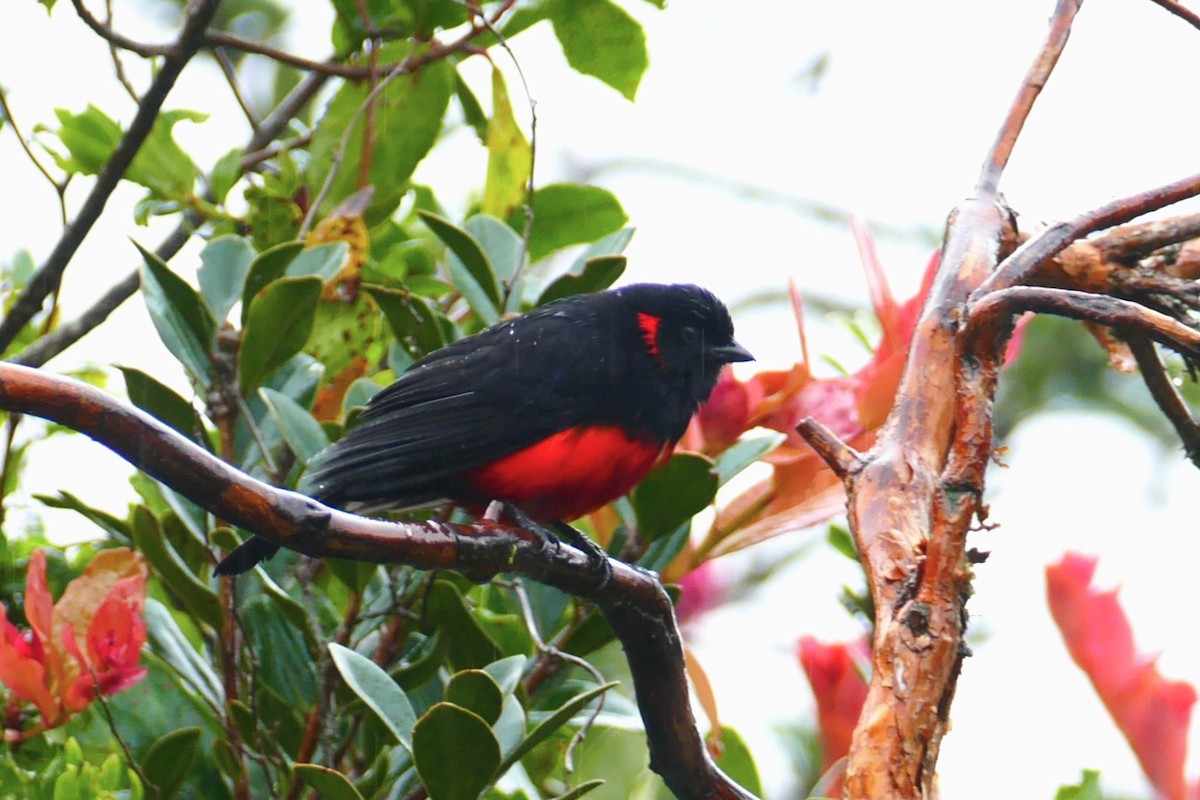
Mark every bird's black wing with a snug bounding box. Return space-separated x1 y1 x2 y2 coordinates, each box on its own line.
303 297 626 509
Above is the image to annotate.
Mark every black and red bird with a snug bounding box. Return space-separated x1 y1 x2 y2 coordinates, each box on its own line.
216 283 752 575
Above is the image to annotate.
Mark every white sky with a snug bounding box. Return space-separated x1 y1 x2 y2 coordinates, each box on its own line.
3 1 1200 798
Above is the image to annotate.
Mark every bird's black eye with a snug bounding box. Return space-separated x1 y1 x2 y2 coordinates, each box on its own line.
680 325 699 344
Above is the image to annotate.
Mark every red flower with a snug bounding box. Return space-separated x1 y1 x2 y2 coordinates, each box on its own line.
0 548 148 737
688 221 1025 565
1047 553 1197 800
797 636 870 793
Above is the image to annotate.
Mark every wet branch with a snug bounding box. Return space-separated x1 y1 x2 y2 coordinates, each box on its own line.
0 363 754 800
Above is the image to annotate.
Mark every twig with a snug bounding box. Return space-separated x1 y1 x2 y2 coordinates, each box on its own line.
0 363 755 800
299 12 505 235
511 579 608 772
1090 211 1200 262
0 0 222 354
1126 335 1200 466
968 285 1200 357
977 168 1200 295
104 0 139 101
796 418 862 479
90 671 161 799
1146 0 1200 30
976 0 1081 195
0 84 68 224
214 48 260 133
13 71 329 370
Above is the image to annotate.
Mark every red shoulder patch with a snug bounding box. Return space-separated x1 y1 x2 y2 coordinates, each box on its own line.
460 425 670 521
637 312 662 358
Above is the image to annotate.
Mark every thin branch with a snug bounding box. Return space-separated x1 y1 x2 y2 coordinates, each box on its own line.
1090 211 1200 262
300 13 505 235
0 363 755 800
0 0 222 354
968 285 1200 357
1146 0 1200 30
796 417 862 479
214 48 260 133
977 168 1200 295
12 70 328 369
69 0 173 58
0 84 67 221
13 227 189 368
1126 335 1200 466
104 0 140 101
976 0 1081 195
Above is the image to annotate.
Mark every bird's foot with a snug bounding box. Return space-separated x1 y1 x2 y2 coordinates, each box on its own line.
501 505 611 589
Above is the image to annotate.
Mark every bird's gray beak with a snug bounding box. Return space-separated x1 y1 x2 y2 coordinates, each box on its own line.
709 340 754 363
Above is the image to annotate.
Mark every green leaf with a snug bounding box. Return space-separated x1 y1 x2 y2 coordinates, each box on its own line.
569 228 635 271
241 241 306 324
538 256 626 306
712 433 783 486
239 276 323 395
423 580 501 670
827 523 858 561
413 703 501 800
293 765 365 800
420 211 501 324
548 0 648 100
209 147 243 204
329 643 418 751
35 491 131 542
45 105 121 175
551 781 605 800
143 599 224 708
140 727 201 799
131 506 224 630
445 670 504 726
466 215 524 287
137 242 216 386
286 241 349 281
198 236 255 323
259 387 329 464
454 70 488 143
126 109 205 196
242 595 317 710
1055 770 1102 800
492 682 618 778
482 655 528 696
366 285 453 358
711 727 763 797
306 48 453 220
119 366 205 443
632 453 718 541
483 67 531 221
510 184 627 263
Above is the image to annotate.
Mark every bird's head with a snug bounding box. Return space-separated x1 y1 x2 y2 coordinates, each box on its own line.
615 283 753 403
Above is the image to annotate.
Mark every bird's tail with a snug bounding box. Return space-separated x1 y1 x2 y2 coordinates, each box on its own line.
214 535 279 576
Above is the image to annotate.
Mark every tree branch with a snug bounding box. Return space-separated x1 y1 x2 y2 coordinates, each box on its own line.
0 0 221 354
968 285 1200 357
976 0 1081 195
976 168 1200 295
0 363 754 800
1126 335 1200 467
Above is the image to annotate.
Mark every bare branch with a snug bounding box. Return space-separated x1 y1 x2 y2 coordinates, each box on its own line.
0 84 67 222
214 48 259 133
796 417 862 479
977 169 1200 295
0 363 755 800
969 285 1200 356
1146 0 1200 30
1126 335 1200 466
976 0 1081 195
0 0 221 355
